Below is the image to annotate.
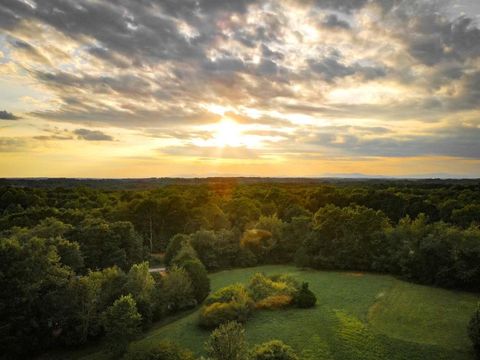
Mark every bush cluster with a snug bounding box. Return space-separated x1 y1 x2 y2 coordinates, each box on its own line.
199 273 316 328
199 284 254 328
251 339 299 360
255 295 293 310
247 273 298 303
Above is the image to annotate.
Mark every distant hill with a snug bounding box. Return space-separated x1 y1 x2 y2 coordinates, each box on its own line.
0 176 479 190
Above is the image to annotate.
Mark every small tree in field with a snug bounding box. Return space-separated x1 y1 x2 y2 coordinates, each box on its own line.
469 303 480 359
251 340 299 360
205 321 249 360
293 282 316 308
102 294 142 357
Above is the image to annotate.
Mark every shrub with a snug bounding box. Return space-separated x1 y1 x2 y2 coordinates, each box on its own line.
199 284 254 328
255 295 293 310
251 340 299 360
469 303 480 359
200 301 249 328
269 274 300 290
293 282 316 308
122 341 195 360
205 321 249 360
205 284 251 305
247 273 298 302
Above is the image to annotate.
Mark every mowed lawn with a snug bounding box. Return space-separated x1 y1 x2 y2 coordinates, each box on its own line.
71 265 479 360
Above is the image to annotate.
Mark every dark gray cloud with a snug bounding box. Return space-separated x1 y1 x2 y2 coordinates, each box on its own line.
0 110 20 120
308 56 356 81
307 53 387 82
304 125 480 158
33 135 73 141
73 128 114 141
0 0 258 67
311 0 369 12
34 71 154 97
452 70 480 110
386 8 480 66
321 14 351 29
202 57 247 73
9 38 34 50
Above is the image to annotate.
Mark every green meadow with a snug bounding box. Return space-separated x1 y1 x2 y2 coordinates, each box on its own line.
61 265 479 360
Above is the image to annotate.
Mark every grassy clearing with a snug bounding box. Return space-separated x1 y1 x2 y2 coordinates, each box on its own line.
61 265 479 360
367 280 477 349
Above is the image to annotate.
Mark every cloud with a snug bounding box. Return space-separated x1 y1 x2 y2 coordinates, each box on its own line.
307 56 356 81
321 14 351 29
159 145 260 159
310 0 369 12
1 0 475 127
33 135 73 141
73 128 114 141
7 37 50 64
303 124 480 158
406 16 480 66
0 0 480 171
0 110 20 120
307 51 387 82
0 137 27 152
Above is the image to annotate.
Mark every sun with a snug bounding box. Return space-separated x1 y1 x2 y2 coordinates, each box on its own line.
214 119 243 147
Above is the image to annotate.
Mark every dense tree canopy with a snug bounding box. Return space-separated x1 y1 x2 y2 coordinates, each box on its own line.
0 178 479 358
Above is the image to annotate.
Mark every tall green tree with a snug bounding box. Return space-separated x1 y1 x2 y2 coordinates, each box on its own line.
124 262 155 325
71 218 143 270
62 266 126 345
165 233 190 266
161 266 195 311
131 198 161 252
102 294 142 357
172 242 199 267
182 259 210 303
0 235 72 357
299 205 390 270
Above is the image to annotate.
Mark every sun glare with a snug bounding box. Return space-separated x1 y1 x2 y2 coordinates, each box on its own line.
214 119 243 147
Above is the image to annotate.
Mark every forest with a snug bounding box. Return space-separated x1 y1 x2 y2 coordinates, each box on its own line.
1 178 480 360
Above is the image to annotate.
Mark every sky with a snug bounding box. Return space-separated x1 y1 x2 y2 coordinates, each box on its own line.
0 0 479 178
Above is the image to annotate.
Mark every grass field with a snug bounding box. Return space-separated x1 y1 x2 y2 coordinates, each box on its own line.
57 265 479 360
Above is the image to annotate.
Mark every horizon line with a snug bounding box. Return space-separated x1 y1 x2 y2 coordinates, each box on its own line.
1 176 479 180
